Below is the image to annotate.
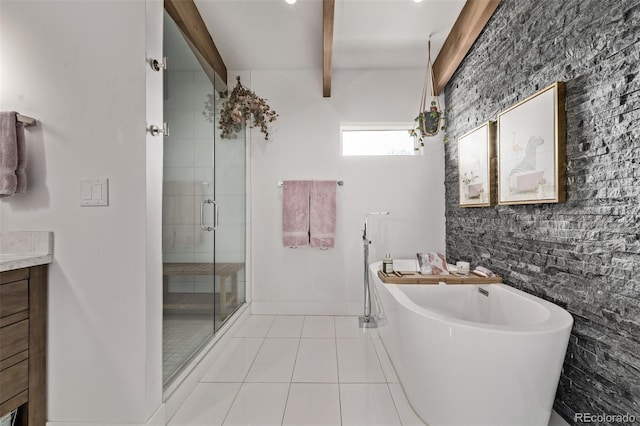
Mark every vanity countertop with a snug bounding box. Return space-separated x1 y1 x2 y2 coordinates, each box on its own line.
0 231 53 272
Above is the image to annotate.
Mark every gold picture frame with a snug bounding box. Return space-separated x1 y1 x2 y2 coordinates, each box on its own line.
497 81 566 205
458 121 495 207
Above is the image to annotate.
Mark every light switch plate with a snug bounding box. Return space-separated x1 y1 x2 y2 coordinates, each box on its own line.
80 177 109 206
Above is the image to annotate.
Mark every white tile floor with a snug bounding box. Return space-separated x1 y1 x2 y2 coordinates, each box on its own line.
168 315 425 426
169 314 571 426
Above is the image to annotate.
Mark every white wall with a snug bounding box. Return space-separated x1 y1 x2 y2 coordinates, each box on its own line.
250 69 446 315
0 1 164 424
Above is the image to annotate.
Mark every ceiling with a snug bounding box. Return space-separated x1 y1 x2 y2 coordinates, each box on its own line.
193 0 466 72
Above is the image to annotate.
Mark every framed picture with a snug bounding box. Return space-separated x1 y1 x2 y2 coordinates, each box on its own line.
497 81 566 205
458 121 495 207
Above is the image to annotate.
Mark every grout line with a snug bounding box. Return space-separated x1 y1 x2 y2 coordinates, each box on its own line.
389 382 428 426
263 314 277 337
281 317 302 426
298 315 304 338
220 317 268 425
301 315 308 335
385 382 404 425
333 316 344 425
372 335 424 425
370 335 393 383
219 382 242 426
239 336 266 383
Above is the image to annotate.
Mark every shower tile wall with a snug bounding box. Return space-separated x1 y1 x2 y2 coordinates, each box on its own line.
215 135 247 270
163 70 246 294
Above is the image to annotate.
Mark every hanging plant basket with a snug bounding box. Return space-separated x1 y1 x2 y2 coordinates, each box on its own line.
411 39 444 148
418 102 442 137
216 76 278 141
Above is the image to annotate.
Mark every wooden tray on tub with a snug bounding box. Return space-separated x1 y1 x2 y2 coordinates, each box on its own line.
377 270 502 285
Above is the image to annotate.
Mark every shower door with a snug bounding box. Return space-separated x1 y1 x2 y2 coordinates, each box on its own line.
161 11 245 386
213 94 247 331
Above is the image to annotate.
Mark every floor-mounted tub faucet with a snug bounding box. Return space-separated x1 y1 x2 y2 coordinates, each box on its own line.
360 212 389 329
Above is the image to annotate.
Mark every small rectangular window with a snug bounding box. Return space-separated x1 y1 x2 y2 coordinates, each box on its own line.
341 124 417 156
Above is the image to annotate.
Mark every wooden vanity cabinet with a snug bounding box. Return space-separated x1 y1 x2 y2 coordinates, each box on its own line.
0 265 47 426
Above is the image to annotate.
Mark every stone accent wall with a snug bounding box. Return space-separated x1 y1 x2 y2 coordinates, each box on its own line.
444 0 640 424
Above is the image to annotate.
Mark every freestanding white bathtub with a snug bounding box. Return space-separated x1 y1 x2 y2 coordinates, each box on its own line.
371 260 573 426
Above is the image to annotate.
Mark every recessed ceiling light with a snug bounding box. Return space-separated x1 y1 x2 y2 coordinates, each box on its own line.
285 0 297 4
413 0 424 3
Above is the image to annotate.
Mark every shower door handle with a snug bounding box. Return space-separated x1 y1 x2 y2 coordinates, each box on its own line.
213 200 219 230
200 199 215 231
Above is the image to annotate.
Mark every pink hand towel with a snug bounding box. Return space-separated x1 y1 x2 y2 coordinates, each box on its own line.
282 180 312 247
15 121 27 193
0 112 19 197
310 180 337 248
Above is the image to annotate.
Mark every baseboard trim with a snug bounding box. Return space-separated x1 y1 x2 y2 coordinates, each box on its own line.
46 404 164 426
144 405 165 426
251 301 363 316
46 402 165 426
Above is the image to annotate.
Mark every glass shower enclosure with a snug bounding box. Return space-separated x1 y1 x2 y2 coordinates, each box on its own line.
161 11 246 385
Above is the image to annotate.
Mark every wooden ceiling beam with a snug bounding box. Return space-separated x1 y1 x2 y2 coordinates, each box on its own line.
323 0 335 98
432 0 501 95
165 0 228 84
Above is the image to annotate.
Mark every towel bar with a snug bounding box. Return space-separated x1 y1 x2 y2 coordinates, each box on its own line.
16 114 37 127
278 180 343 186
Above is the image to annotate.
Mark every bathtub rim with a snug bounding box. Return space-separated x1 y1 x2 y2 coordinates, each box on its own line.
371 261 573 334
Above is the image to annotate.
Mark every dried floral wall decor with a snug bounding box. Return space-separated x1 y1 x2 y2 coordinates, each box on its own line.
208 76 278 141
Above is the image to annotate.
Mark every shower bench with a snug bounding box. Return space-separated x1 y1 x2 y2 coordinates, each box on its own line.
162 263 244 316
